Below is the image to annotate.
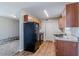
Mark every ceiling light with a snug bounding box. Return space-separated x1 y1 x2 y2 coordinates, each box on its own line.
44 10 49 17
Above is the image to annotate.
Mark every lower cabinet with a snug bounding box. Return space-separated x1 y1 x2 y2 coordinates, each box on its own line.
55 40 78 56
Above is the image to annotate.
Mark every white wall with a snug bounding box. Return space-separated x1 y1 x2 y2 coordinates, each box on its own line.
19 14 24 51
0 17 19 40
19 10 28 51
41 20 63 40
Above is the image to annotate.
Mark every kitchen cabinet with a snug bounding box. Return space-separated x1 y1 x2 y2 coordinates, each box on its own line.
58 7 66 32
66 3 79 27
63 41 78 56
24 15 41 26
24 15 28 22
55 40 64 56
55 40 78 56
58 16 65 32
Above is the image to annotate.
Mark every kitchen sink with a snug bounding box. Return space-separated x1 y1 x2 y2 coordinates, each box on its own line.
53 34 66 38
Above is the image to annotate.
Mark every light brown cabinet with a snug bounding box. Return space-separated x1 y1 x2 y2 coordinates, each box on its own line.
58 16 65 31
55 40 78 56
24 15 41 26
66 3 79 27
58 7 66 31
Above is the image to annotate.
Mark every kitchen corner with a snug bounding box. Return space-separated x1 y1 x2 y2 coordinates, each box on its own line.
53 29 79 56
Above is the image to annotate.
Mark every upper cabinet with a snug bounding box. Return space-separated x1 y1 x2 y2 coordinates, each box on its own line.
24 15 41 26
66 3 79 27
58 7 66 31
24 15 28 23
58 16 65 31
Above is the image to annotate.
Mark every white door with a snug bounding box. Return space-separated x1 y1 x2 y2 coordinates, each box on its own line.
45 22 54 40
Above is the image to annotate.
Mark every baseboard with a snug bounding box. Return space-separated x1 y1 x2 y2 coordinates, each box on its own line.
18 49 24 52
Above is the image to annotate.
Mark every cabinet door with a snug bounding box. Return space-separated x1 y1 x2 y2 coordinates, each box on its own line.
55 40 78 56
63 41 78 56
55 40 64 56
58 17 65 31
66 3 79 27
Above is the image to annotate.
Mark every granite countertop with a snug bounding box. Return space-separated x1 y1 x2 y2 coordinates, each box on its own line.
53 35 79 42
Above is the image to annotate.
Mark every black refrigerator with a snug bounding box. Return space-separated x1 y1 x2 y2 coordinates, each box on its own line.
24 22 39 52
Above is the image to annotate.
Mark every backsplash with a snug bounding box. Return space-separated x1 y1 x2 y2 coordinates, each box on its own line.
65 27 79 37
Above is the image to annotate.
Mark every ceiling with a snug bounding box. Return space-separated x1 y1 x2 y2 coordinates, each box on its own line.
0 2 70 20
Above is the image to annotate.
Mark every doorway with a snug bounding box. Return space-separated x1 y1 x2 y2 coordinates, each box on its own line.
41 20 59 40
